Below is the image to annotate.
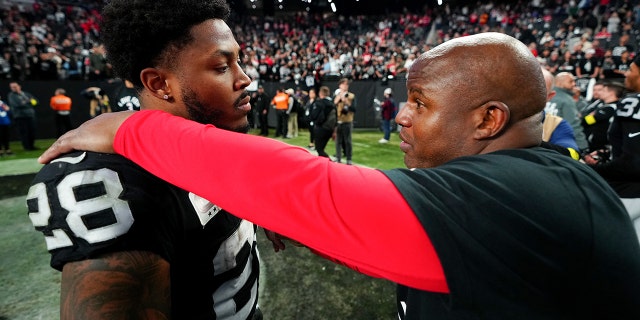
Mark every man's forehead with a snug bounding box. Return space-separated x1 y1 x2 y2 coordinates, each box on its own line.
186 19 230 44
407 53 450 81
190 20 239 52
405 69 442 94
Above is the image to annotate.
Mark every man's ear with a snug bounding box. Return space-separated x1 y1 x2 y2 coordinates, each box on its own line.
547 90 556 101
473 101 510 139
140 68 170 100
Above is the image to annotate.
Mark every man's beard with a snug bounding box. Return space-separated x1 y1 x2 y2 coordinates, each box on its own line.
182 87 250 134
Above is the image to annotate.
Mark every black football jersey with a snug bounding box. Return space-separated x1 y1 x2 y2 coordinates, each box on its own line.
26 151 259 319
612 93 640 164
112 86 141 112
592 92 640 188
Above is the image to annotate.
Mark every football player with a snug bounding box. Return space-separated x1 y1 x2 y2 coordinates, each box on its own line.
584 54 640 242
26 0 274 318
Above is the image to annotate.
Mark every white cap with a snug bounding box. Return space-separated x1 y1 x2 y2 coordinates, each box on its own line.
384 88 392 95
285 88 294 95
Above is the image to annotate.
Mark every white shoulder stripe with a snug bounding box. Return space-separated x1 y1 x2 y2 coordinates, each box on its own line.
51 152 87 164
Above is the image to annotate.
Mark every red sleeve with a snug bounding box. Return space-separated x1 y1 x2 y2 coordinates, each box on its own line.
115 110 448 293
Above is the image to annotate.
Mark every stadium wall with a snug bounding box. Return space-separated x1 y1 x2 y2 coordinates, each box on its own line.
0 79 409 140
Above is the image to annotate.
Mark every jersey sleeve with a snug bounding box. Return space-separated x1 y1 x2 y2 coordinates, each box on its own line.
114 110 448 292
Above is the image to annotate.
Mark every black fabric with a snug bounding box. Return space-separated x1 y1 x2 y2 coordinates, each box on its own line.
383 147 640 319
112 85 141 112
27 151 260 319
291 97 302 113
593 92 640 183
309 97 336 130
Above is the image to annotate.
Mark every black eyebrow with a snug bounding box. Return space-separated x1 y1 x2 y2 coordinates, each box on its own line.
211 48 240 61
408 88 423 96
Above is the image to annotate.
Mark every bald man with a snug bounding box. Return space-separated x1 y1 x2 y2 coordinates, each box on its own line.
540 67 580 156
545 72 589 151
40 32 640 318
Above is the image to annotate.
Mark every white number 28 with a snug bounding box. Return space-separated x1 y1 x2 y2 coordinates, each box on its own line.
27 168 134 251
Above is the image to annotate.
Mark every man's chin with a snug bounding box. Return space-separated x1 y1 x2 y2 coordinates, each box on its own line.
237 124 251 134
217 122 250 134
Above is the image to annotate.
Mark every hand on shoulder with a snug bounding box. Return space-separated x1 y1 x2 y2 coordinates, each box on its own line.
39 111 136 164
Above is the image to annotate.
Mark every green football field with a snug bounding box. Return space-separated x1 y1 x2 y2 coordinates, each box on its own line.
0 130 403 319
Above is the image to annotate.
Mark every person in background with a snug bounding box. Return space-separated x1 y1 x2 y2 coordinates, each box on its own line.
304 87 317 149
112 79 141 112
63 46 86 81
333 78 356 164
575 48 601 80
572 86 590 116
40 32 640 318
540 67 580 157
309 85 336 158
378 87 396 144
581 80 622 152
582 80 604 114
251 85 270 137
87 43 111 81
49 88 73 137
285 88 298 138
545 72 588 151
584 53 640 244
27 0 282 318
251 84 270 136
271 87 289 138
600 49 618 79
612 34 634 59
557 50 577 75
294 87 309 135
82 86 112 118
7 81 38 150
0 95 12 156
613 50 632 80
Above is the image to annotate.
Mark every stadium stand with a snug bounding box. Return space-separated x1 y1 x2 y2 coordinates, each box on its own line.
0 0 638 136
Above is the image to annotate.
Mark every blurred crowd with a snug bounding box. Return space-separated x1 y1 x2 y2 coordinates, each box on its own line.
0 0 639 88
0 0 106 81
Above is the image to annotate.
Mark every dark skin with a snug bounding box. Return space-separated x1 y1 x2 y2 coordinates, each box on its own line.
55 18 286 319
61 251 170 319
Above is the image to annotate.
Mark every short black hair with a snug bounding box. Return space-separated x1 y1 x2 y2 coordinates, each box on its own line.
101 0 230 89
602 80 626 97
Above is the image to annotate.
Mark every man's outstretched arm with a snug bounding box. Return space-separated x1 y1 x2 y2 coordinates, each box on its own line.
39 110 449 293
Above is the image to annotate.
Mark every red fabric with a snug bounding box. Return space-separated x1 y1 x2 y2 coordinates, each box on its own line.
115 110 448 293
